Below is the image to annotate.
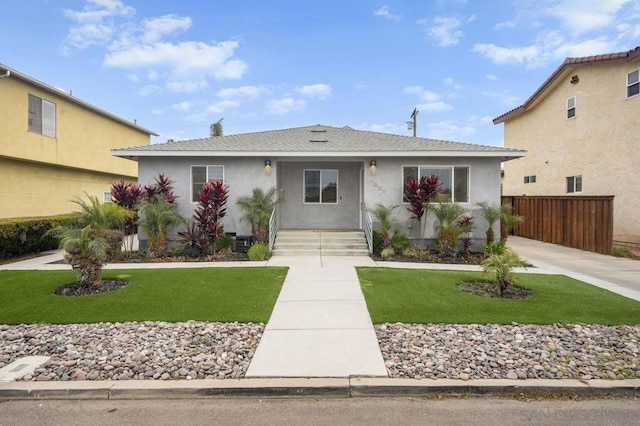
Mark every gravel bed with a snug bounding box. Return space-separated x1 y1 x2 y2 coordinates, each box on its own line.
2 322 639 382
377 323 640 380
0 321 263 381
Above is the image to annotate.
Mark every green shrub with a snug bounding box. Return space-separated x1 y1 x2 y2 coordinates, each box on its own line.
218 235 234 251
483 241 507 256
0 214 81 260
402 247 421 258
372 230 384 255
247 243 271 261
392 230 410 252
612 247 634 258
381 247 395 258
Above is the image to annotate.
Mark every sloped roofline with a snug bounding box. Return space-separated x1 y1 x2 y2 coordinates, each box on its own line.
493 46 640 124
0 63 158 136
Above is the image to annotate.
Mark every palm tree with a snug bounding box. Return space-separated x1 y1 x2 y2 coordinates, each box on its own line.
47 194 132 288
210 118 224 137
500 204 524 244
481 248 529 297
431 202 468 257
138 197 184 257
236 187 278 243
370 203 399 248
475 201 501 244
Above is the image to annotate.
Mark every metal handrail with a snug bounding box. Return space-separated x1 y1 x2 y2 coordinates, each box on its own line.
361 202 373 254
268 204 279 251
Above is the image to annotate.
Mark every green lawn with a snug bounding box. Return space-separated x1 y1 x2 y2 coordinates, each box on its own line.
357 268 640 325
0 268 287 324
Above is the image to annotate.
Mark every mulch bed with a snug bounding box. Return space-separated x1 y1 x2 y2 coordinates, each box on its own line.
54 279 127 297
372 252 486 265
456 281 533 299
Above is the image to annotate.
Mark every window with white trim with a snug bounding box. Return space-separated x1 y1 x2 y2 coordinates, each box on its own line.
567 96 576 119
28 94 56 137
566 175 582 194
103 191 113 203
627 70 639 98
402 166 469 203
304 169 338 204
524 175 536 184
191 165 224 202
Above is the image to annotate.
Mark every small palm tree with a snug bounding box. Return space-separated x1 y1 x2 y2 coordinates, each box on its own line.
138 197 184 257
481 248 528 297
370 203 399 248
236 187 278 243
47 194 133 288
500 204 524 244
476 201 501 244
431 202 468 257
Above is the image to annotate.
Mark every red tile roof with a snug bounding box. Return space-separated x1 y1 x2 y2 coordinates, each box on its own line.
493 46 640 124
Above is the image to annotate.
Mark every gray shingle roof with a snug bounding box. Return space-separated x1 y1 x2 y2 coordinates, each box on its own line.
113 124 524 158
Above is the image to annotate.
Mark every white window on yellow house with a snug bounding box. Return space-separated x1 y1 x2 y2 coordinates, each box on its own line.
191 165 224 202
103 191 113 203
524 175 536 184
28 94 56 137
567 175 582 194
627 70 639 98
567 96 576 119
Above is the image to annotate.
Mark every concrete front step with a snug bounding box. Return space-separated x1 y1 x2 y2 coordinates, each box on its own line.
272 230 370 256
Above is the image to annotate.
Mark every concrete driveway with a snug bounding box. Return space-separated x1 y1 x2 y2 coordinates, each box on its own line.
507 236 640 301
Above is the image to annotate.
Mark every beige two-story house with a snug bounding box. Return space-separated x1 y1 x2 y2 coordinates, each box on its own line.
0 64 157 219
494 46 640 252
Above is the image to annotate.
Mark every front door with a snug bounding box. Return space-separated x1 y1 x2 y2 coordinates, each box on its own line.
278 161 361 229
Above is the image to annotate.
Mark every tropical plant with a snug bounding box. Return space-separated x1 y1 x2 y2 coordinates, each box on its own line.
46 195 133 288
404 175 441 244
176 221 206 256
193 180 229 254
500 203 524 244
370 203 399 248
380 247 395 259
391 229 411 252
247 242 270 260
481 248 529 297
110 180 145 251
475 201 501 244
457 215 475 256
138 197 184 258
210 118 224 137
431 202 469 257
236 187 278 244
483 241 507 256
143 173 178 204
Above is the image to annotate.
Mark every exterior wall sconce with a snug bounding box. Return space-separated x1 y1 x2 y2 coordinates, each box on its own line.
369 160 377 175
264 159 272 175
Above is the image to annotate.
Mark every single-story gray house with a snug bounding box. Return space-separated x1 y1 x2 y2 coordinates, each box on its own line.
112 124 525 252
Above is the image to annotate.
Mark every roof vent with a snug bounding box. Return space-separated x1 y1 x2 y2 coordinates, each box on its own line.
311 129 327 133
309 139 329 143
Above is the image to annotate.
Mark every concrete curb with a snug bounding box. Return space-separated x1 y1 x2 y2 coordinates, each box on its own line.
1 378 638 400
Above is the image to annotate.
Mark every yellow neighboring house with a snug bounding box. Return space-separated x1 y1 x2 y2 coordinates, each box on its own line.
494 46 640 251
0 64 157 219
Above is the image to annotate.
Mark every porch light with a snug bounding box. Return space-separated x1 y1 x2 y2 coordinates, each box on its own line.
369 160 377 175
264 159 272 175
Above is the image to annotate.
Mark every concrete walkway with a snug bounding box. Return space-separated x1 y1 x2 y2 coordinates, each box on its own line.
247 256 387 378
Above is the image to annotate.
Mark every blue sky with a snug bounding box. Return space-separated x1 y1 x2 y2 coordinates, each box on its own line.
1 0 639 145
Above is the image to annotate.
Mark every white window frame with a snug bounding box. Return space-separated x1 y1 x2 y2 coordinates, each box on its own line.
627 69 639 98
103 191 113 203
566 175 582 194
28 94 56 138
303 169 339 205
190 165 225 203
567 96 576 119
524 175 536 184
402 165 470 204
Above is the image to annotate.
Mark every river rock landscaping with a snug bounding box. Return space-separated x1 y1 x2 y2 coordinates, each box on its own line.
2 321 639 382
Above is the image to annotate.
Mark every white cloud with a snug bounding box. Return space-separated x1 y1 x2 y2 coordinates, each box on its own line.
546 0 632 35
296 83 332 99
63 0 134 24
472 43 540 66
171 101 192 112
443 77 462 91
105 40 247 80
420 15 475 47
426 120 475 141
374 5 401 20
138 84 161 96
207 100 240 113
366 122 404 134
150 108 163 115
494 21 515 30
485 74 498 81
217 85 269 99
141 14 191 43
266 97 306 115
165 78 208 93
404 86 453 112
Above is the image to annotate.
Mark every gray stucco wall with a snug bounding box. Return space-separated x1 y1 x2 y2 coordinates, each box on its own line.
278 161 361 229
136 155 503 248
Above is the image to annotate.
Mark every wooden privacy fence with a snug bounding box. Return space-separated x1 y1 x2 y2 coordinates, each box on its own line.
501 195 614 255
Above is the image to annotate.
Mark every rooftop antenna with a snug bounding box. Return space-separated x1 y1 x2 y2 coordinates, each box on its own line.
406 108 418 137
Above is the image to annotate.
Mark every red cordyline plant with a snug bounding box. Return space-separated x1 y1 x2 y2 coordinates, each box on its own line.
404 175 441 244
111 180 145 251
457 214 475 256
143 173 178 203
193 180 229 254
